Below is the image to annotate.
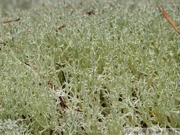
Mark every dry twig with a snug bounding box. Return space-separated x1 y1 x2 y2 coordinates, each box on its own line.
158 6 180 34
2 18 20 24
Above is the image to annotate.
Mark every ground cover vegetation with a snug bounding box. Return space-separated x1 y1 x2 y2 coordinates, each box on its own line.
0 0 179 134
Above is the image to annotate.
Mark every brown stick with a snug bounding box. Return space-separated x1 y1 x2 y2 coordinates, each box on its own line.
158 6 180 34
2 18 20 24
